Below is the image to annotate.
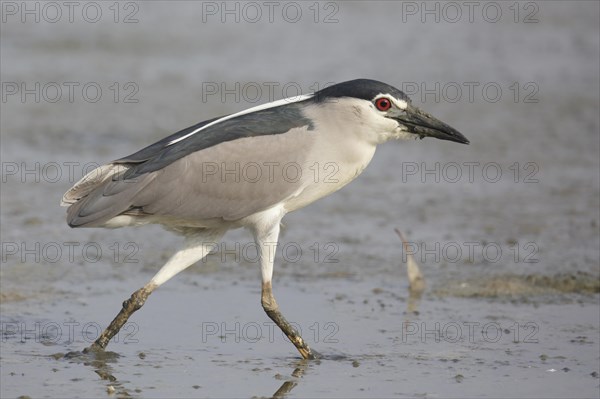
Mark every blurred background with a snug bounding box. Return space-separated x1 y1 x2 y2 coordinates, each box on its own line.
1 1 599 398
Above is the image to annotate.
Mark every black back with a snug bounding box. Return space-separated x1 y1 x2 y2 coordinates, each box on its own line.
115 103 314 178
114 79 403 179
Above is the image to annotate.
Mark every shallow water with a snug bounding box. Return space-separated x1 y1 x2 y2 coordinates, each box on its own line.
1 1 599 398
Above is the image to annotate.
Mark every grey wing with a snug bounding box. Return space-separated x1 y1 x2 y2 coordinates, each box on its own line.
64 125 315 228
63 102 315 228
129 126 316 223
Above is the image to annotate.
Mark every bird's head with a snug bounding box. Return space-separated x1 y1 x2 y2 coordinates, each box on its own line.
313 79 469 145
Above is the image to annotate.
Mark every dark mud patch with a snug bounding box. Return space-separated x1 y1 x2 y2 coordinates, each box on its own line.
0 291 27 304
434 271 600 299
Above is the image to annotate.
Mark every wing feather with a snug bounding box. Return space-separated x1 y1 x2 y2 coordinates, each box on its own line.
62 103 315 228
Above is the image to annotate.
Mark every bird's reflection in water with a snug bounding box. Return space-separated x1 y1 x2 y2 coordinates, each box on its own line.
395 228 426 318
406 285 424 316
56 348 316 399
57 348 134 398
270 358 313 399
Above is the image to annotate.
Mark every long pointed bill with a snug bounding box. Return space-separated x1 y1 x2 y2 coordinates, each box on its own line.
393 104 469 144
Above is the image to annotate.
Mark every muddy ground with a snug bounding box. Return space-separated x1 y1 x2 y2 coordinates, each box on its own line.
1 2 599 398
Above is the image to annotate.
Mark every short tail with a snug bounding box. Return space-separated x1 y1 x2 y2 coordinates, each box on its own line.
61 163 153 227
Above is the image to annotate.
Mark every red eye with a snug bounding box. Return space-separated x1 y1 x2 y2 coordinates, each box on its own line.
375 97 392 111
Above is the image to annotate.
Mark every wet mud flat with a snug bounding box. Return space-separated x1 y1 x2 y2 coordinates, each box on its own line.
1 261 599 398
2 1 599 397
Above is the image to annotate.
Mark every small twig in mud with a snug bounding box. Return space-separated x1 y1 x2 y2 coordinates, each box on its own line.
395 228 425 293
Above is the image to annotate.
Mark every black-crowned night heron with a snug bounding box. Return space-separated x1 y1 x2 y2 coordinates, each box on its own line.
62 79 468 359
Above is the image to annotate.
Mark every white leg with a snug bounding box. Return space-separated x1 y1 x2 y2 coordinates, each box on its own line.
89 229 224 350
255 221 280 286
151 230 224 287
252 214 318 359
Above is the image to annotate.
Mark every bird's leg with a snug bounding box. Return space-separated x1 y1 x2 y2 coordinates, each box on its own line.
253 215 318 360
261 281 317 359
86 231 224 352
87 282 157 351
